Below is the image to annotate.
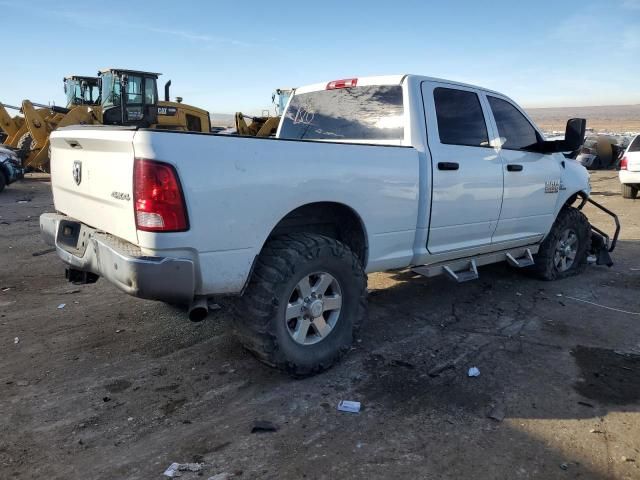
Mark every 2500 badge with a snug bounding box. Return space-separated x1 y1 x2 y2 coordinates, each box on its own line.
544 179 566 194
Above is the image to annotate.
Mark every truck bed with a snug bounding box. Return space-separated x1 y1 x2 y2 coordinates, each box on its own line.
49 126 421 294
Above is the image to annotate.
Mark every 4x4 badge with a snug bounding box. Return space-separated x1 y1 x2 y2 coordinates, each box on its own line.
73 161 82 185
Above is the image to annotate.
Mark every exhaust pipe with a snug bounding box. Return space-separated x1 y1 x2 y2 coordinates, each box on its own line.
164 80 172 102
188 296 209 322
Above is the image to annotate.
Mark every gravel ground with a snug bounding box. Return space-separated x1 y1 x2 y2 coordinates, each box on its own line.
1 172 639 480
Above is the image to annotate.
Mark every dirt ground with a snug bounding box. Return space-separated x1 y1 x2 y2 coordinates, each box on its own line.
1 172 639 480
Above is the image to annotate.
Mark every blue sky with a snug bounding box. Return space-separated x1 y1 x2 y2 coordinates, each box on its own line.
1 0 639 114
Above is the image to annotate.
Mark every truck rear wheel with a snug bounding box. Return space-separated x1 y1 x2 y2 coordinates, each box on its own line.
533 207 591 280
621 183 638 199
232 233 367 376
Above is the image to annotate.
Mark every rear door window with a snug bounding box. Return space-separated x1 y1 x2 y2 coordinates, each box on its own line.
433 88 489 148
279 85 404 141
488 96 539 150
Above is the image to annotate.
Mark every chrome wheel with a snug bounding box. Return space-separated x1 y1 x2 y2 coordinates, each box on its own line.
285 272 343 345
554 228 578 272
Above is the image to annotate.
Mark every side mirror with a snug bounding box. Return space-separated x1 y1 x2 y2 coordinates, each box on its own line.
559 118 586 152
120 74 129 88
527 118 586 154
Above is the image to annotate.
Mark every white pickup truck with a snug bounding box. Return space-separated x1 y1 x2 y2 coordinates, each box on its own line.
40 74 619 375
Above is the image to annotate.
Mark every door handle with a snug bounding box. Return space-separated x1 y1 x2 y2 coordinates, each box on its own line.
507 164 523 172
438 162 459 171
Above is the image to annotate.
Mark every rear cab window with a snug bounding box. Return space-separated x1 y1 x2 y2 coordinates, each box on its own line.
628 135 640 152
278 83 405 144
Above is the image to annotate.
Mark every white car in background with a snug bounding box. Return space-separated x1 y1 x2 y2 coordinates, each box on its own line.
620 134 640 199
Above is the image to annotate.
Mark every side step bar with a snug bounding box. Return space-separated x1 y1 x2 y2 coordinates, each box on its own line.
505 249 535 268
412 245 539 283
443 260 478 282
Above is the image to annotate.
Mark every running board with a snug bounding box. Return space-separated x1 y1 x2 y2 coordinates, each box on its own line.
412 245 540 283
505 248 535 268
443 260 478 283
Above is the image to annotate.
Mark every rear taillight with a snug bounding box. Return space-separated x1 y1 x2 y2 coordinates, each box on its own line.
133 159 188 232
326 78 358 90
620 156 628 170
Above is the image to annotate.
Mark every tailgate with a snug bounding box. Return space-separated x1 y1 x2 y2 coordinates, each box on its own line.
49 127 139 245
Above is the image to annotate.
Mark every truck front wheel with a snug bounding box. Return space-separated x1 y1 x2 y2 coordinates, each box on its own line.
533 207 591 280
232 233 367 376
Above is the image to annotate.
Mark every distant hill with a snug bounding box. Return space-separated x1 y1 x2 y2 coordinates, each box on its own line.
526 104 640 133
209 113 235 127
210 105 640 132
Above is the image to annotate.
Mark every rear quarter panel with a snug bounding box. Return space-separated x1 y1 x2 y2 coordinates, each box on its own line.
132 131 420 294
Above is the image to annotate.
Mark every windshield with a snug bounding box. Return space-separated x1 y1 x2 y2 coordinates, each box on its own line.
101 73 119 108
101 73 153 108
279 85 404 142
65 79 99 106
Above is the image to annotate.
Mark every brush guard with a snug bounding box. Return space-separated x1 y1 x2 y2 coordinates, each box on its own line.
577 196 620 267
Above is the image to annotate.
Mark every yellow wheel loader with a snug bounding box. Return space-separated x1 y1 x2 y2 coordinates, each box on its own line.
97 68 211 133
7 70 212 172
234 112 280 137
1 76 101 171
20 100 98 171
233 88 294 138
0 102 56 165
0 103 26 146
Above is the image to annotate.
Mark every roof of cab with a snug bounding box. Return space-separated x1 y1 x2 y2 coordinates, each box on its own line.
64 75 99 82
293 74 504 97
98 68 162 77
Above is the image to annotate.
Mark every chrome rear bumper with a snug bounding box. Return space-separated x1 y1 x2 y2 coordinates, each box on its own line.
39 213 195 304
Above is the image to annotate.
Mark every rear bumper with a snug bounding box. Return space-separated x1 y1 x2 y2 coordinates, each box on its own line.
619 170 640 185
39 213 195 304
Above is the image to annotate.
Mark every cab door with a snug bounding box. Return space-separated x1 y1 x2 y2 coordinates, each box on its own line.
421 82 504 253
484 94 563 243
